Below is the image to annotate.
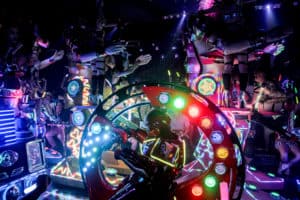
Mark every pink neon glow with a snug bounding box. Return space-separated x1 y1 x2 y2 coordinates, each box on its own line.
198 0 215 11
220 181 229 200
36 38 49 48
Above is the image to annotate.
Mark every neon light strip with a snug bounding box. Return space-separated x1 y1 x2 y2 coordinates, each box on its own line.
141 138 156 154
0 113 14 117
3 138 16 143
0 122 15 127
246 167 284 183
81 78 90 106
0 126 15 130
0 130 15 134
0 126 15 131
0 110 14 113
182 140 186 166
5 134 16 138
228 168 233 192
139 143 143 155
150 154 176 168
220 181 229 200
24 183 37 194
0 118 15 122
244 186 259 200
150 138 178 168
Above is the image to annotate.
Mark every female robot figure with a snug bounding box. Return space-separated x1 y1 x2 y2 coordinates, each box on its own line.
42 96 69 153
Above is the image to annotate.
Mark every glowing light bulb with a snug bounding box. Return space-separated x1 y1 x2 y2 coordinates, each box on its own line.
173 97 186 109
188 105 200 118
191 184 203 196
204 175 217 188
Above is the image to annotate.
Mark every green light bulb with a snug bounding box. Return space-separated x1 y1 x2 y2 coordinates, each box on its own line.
204 175 217 188
173 97 185 109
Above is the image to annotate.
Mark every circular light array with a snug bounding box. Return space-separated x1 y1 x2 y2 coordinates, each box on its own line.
67 80 81 97
72 111 85 126
197 77 217 96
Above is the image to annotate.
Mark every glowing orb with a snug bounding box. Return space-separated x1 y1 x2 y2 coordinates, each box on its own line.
204 175 217 188
67 80 81 97
200 117 212 129
72 111 85 126
191 184 203 196
158 92 170 104
188 105 200 118
215 163 226 175
91 122 102 134
197 77 217 96
216 147 229 159
173 97 186 109
210 131 224 144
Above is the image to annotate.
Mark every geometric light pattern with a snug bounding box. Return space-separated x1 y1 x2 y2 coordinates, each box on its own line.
197 77 217 96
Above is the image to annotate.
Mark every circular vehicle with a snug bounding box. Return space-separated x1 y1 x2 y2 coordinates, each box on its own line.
79 82 245 200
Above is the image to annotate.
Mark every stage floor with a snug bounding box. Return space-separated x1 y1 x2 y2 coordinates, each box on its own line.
37 169 300 200
40 147 300 199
